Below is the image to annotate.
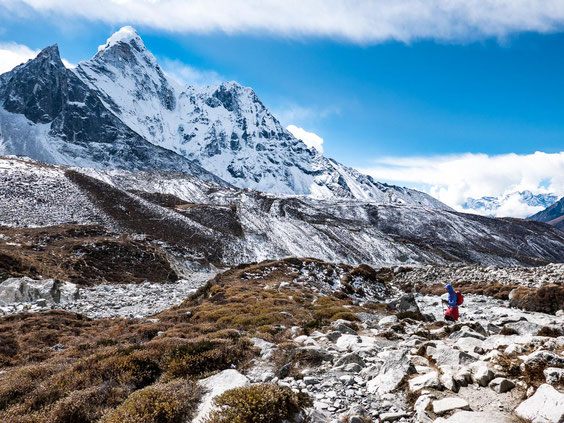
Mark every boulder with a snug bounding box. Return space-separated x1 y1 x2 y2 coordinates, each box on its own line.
388 294 420 314
331 320 358 335
408 371 441 393
440 373 459 393
335 334 378 352
0 277 78 304
448 327 486 341
379 315 398 326
427 345 477 367
335 352 366 368
193 369 249 423
414 394 434 423
432 397 470 415
515 384 564 423
488 377 515 393
504 321 542 337
367 350 416 394
524 350 564 369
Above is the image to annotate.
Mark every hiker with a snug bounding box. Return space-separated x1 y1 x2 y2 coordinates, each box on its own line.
442 284 462 322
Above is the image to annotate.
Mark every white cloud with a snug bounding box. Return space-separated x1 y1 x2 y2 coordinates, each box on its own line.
287 124 324 153
273 104 340 126
0 42 74 75
0 42 39 74
359 151 564 217
160 58 223 86
6 0 564 43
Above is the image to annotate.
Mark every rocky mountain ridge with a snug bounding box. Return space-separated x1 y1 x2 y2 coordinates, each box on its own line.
2 157 564 267
528 196 564 230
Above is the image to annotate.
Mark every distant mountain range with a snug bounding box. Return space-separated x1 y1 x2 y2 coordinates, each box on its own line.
0 26 448 210
461 191 558 217
528 197 564 230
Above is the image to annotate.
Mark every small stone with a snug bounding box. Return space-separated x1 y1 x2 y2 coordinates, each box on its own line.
344 363 362 373
379 315 398 326
471 366 494 387
340 375 355 385
489 377 515 393
380 411 410 422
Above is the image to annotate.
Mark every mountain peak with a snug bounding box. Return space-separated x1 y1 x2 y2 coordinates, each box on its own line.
97 26 144 53
37 44 63 64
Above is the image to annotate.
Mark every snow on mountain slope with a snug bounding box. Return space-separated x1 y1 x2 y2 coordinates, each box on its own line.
528 196 564 230
73 26 449 209
0 157 556 267
462 190 558 218
0 157 106 227
0 44 226 184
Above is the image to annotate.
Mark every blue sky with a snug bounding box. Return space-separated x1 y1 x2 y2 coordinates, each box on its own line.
1 1 563 216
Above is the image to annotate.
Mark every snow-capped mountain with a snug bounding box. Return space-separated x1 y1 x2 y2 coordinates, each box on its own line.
528 196 564 230
0 44 224 184
69 26 447 208
461 191 558 217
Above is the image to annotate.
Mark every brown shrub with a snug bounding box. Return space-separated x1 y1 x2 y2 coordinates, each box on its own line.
509 285 564 315
101 380 201 423
537 326 563 337
206 383 311 423
46 385 128 423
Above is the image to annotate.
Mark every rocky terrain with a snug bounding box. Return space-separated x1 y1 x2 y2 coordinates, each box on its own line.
0 258 562 423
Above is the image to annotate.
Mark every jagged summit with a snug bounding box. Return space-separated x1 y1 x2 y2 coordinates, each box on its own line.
37 44 63 62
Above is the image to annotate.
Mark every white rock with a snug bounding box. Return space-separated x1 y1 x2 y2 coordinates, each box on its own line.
409 372 441 393
515 384 564 423
380 411 410 422
379 315 398 326
367 350 415 395
0 277 78 304
335 334 377 352
193 369 249 423
544 367 564 385
432 397 469 415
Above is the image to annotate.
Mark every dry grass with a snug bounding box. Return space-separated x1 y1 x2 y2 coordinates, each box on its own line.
509 284 564 315
0 259 367 423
